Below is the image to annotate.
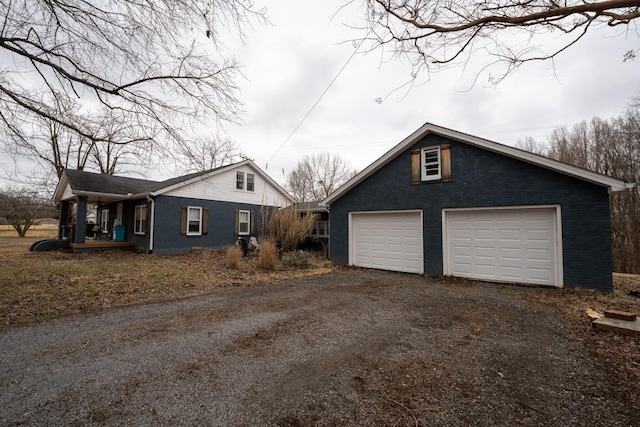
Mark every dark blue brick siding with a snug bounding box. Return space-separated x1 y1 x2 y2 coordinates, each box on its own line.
329 134 613 291
152 196 272 254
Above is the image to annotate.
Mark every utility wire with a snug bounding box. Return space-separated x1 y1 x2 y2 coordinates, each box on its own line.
265 34 371 169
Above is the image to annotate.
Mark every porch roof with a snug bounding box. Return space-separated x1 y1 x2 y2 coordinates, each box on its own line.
53 168 217 203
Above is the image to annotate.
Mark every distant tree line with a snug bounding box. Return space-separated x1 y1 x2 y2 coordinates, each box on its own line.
518 97 640 274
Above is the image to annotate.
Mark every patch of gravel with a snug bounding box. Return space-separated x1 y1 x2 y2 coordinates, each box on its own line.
1 269 638 426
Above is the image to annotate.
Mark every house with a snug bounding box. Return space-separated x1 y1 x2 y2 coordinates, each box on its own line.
53 160 294 254
322 123 635 292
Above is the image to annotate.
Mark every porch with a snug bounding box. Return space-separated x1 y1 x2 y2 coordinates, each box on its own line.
68 240 135 252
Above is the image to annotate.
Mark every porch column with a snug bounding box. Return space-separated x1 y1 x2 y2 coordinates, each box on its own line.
74 196 87 244
58 200 69 240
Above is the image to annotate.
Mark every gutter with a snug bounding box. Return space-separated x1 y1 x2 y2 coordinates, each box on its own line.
147 195 155 253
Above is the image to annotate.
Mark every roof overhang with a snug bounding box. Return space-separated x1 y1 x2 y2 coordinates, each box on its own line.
54 171 152 204
322 122 635 206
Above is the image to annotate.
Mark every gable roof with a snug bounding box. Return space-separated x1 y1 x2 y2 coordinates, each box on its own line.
150 159 294 203
54 160 294 204
322 122 635 205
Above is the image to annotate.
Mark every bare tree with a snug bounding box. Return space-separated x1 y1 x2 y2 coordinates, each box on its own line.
521 101 640 273
177 136 249 173
358 0 640 85
0 187 53 237
1 0 265 179
515 136 547 155
286 153 357 202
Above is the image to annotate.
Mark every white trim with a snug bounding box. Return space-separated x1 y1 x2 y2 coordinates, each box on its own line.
441 204 563 287
421 146 441 181
100 208 109 233
134 204 148 235
237 209 251 235
147 196 155 252
349 210 424 274
322 123 634 205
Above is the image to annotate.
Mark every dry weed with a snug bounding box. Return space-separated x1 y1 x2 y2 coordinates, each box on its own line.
226 247 242 269
258 240 277 270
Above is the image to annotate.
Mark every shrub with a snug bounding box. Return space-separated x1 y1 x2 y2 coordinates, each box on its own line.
260 205 316 252
281 250 311 268
226 246 241 269
258 240 277 270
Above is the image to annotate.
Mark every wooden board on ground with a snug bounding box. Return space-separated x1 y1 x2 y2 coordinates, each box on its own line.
593 317 640 338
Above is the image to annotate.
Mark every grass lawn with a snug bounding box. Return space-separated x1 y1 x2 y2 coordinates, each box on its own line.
0 231 332 327
0 226 58 253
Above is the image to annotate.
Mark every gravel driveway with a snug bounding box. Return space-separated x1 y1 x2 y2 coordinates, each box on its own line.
1 269 638 426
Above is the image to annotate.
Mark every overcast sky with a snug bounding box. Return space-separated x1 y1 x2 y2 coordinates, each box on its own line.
2 1 639 189
219 0 640 185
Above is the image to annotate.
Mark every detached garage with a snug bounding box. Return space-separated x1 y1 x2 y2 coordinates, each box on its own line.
323 123 634 292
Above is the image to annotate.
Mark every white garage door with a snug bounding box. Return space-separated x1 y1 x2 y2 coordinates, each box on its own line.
351 211 423 274
444 208 561 286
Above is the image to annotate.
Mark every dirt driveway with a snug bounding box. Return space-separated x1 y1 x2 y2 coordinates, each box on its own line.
1 269 638 426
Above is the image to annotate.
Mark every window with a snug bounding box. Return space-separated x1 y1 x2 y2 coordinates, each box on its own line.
421 147 441 181
236 171 245 190
238 210 250 235
246 173 255 192
235 170 255 192
187 206 202 236
180 206 208 236
100 209 109 233
134 205 148 235
411 144 451 184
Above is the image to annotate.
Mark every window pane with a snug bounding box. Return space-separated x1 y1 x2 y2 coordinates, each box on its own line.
424 151 438 163
246 173 254 192
188 208 200 221
236 171 244 190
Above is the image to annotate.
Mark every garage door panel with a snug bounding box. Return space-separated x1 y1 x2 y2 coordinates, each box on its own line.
446 208 559 286
352 212 423 274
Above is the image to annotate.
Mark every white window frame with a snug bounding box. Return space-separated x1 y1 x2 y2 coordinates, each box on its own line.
187 206 203 236
238 210 250 235
246 173 255 192
236 171 245 190
421 146 441 181
101 209 109 233
134 204 148 235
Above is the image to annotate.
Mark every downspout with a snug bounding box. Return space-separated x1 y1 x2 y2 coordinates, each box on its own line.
147 195 155 253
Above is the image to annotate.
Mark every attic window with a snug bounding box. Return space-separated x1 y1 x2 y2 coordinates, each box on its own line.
411 143 451 184
421 147 441 181
246 173 255 192
236 171 245 190
235 171 254 192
